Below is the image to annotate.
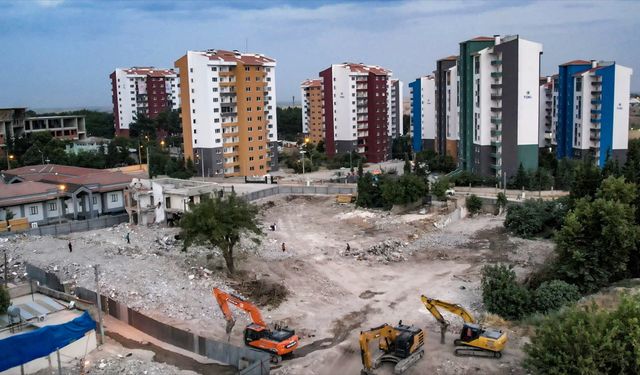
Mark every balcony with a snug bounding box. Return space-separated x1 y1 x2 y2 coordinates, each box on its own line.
491 140 501 147
491 83 502 89
491 72 502 78
491 129 502 137
590 117 601 124
490 117 502 125
491 60 502 66
490 106 502 112
591 89 602 95
356 92 368 98
490 152 501 159
491 164 501 170
220 87 236 95
491 94 502 101
590 109 601 115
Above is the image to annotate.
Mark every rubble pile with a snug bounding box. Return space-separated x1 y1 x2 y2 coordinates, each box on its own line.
90 357 193 375
341 240 409 263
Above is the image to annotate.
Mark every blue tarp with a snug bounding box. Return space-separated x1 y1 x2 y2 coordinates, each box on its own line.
0 311 96 371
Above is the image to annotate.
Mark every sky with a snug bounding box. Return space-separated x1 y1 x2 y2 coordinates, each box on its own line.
1 0 639 110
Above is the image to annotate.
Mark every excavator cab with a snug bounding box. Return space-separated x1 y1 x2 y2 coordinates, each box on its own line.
460 323 482 342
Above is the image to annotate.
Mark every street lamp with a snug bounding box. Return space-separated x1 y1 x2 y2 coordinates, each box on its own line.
57 184 66 224
6 153 14 170
300 150 307 175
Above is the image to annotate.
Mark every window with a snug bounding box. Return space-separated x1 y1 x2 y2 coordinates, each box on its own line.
247 117 253 121
194 129 197 134
248 127 253 131
245 67 251 71
211 67 217 72
212 77 218 82
249 156 254 161
190 68 193 73
111 193 118 203
215 128 220 133
49 202 57 211
248 137 253 141
246 97 251 102
212 88 218 92
245 77 251 81
193 119 196 124
575 78 582 92
29 206 38 215
92 196 97 205
245 87 251 92
213 98 218 102
249 146 254 151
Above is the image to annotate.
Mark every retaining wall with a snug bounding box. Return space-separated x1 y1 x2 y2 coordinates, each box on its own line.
0 214 129 238
241 184 357 202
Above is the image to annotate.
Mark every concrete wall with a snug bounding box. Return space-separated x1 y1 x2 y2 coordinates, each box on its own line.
0 214 129 238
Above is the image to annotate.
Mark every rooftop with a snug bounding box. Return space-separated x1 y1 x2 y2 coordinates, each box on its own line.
0 181 62 207
120 67 177 77
439 55 458 61
468 36 495 42
560 59 591 66
301 79 322 88
197 49 275 65
340 62 390 75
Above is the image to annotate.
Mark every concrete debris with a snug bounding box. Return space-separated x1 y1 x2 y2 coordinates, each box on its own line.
90 357 192 375
340 240 409 263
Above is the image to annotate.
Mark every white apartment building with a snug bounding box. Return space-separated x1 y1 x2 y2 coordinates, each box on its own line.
538 76 556 149
319 63 393 163
388 79 404 140
175 50 278 177
409 76 436 152
471 35 542 178
571 61 632 166
445 65 459 159
110 67 180 136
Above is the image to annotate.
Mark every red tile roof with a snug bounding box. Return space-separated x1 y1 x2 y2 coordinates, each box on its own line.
341 63 390 75
560 60 591 66
469 36 494 42
201 49 275 65
122 67 176 77
573 66 606 77
301 79 322 88
439 55 458 61
0 181 62 207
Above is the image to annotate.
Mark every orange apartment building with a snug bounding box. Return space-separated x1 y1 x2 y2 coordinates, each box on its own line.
300 79 324 144
174 50 278 177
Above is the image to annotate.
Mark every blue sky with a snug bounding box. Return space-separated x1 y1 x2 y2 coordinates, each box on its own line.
1 0 639 109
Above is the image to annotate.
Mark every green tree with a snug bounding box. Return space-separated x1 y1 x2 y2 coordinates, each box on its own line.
511 163 530 190
555 158 577 191
357 161 364 178
179 195 262 274
402 114 411 135
129 114 156 139
596 176 637 205
602 155 622 178
276 107 302 141
481 264 531 320
532 280 580 314
316 140 325 153
381 174 428 207
403 153 411 175
530 168 554 191
524 295 640 375
496 192 508 213
155 110 182 137
392 136 412 160
504 199 567 238
0 286 9 314
466 194 483 216
554 197 637 292
356 173 384 208
570 159 602 203
432 178 450 201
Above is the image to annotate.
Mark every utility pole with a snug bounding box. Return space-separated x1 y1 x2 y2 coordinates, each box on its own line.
502 172 506 195
200 149 205 181
3 250 7 287
94 265 104 345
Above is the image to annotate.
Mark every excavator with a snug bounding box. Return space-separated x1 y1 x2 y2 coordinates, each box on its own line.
420 295 507 358
212 288 299 363
359 321 425 375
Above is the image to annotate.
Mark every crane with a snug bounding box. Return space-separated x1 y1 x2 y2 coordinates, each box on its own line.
420 295 507 358
213 288 299 363
359 321 424 375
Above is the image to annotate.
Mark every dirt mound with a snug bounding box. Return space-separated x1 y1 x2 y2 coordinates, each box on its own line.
233 278 289 308
341 240 410 263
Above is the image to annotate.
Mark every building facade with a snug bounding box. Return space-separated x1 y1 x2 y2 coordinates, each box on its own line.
110 67 180 137
555 60 593 159
571 62 632 166
301 79 325 144
445 64 459 160
458 35 542 178
174 50 278 177
319 63 392 163
409 76 436 153
1 108 86 149
388 79 404 144
435 56 458 157
538 76 556 149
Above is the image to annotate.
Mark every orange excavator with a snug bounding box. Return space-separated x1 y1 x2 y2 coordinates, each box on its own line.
212 287 299 363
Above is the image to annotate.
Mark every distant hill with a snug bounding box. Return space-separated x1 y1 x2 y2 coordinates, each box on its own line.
32 106 111 114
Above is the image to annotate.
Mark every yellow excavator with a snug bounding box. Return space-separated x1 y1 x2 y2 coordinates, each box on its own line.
359 321 425 375
420 295 507 358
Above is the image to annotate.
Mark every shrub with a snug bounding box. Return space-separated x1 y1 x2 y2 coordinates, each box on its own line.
381 174 428 208
466 194 483 216
432 178 450 201
0 286 9 314
495 192 507 214
532 280 580 314
504 199 567 238
524 295 640 374
481 264 531 320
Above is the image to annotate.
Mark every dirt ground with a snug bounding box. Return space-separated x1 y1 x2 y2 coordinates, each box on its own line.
3 195 554 374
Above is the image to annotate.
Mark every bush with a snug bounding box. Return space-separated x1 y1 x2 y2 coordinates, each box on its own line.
495 192 507 214
451 171 499 187
381 174 428 207
0 286 9 314
524 295 640 374
466 194 483 216
504 199 568 238
432 178 450 201
481 264 531 320
532 280 580 314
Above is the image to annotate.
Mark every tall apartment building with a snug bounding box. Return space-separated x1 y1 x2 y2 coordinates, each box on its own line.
435 56 458 157
409 76 436 153
319 63 392 163
174 49 278 177
538 76 556 149
458 35 542 178
388 79 404 145
1 108 86 149
444 64 460 160
301 79 325 144
110 67 180 137
555 60 632 166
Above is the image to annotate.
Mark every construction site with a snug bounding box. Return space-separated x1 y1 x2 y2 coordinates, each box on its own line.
1 192 555 374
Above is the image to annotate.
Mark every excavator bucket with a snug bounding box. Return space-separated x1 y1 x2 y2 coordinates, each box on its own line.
225 319 236 334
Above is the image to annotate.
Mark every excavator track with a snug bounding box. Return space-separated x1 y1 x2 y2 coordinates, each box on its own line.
454 345 502 359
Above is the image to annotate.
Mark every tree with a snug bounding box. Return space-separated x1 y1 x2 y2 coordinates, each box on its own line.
570 159 602 203
179 195 262 274
402 114 411 135
524 295 640 374
392 136 412 160
432 178 450 201
0 286 9 314
532 280 580 314
596 176 637 205
504 199 567 238
466 194 483 216
276 107 302 141
316 140 325 153
403 153 411 175
357 161 364 178
555 158 577 191
129 114 156 139
511 163 530 190
381 174 428 207
481 264 531 320
602 155 622 178
554 197 637 293
496 192 508 214
356 172 384 208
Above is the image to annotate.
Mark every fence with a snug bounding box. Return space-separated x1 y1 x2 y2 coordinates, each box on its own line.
241 184 357 202
75 286 270 375
0 214 129 238
25 263 64 292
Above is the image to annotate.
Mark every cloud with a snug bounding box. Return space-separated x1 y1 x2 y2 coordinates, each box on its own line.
36 0 64 7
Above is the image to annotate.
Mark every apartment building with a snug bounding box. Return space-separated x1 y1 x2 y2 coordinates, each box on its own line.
435 56 458 157
555 60 593 159
1 108 86 148
388 79 404 145
110 67 180 137
301 79 324 144
444 64 460 160
570 61 632 166
409 76 436 153
175 49 278 177
458 35 542 178
319 63 392 163
538 76 556 149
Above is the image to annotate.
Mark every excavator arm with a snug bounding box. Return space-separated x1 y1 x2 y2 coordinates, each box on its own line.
420 295 476 324
359 324 395 372
213 288 267 334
